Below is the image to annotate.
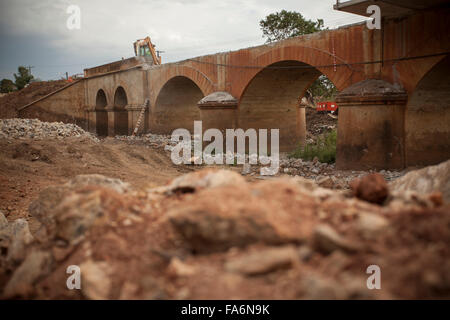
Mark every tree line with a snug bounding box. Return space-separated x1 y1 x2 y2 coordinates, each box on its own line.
1 66 36 93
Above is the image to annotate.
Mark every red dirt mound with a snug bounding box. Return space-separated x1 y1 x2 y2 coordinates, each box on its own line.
0 81 69 119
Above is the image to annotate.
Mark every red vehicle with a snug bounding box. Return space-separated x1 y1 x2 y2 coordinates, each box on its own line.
317 101 338 115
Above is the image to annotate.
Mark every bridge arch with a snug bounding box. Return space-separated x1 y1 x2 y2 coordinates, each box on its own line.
151 66 214 107
95 89 108 136
234 45 354 99
114 86 129 135
151 75 204 133
405 54 450 166
238 59 338 151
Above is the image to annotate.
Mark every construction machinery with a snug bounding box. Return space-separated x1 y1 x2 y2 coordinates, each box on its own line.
317 101 338 114
133 36 162 65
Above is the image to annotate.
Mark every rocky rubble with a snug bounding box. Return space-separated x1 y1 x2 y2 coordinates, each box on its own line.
114 131 406 189
0 162 449 300
115 133 172 148
279 157 405 188
0 118 98 141
0 118 405 192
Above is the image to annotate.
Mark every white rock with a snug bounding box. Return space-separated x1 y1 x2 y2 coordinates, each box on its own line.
242 163 251 175
225 246 298 276
313 224 359 254
6 219 34 263
0 211 8 229
167 257 196 277
80 260 112 300
3 251 52 298
389 160 450 203
356 213 389 238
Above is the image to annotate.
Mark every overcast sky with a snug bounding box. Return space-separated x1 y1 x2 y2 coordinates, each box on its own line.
0 0 365 81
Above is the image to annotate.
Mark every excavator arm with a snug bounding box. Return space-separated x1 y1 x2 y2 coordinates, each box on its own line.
133 36 161 65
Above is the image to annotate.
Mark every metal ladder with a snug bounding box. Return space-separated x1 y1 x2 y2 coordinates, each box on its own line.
132 98 150 136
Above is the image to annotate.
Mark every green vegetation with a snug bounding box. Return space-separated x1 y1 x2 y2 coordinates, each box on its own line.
14 66 34 90
259 10 324 43
1 66 35 93
259 10 336 102
289 129 337 164
0 79 16 93
308 75 338 101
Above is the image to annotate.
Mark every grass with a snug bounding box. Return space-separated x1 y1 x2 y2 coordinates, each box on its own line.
289 129 337 164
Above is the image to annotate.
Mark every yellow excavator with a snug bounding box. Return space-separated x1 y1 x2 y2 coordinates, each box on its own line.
133 36 162 65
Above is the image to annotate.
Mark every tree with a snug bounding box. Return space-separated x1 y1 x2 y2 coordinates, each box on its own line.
14 66 34 90
259 10 336 102
308 75 338 101
0 79 16 93
259 10 324 43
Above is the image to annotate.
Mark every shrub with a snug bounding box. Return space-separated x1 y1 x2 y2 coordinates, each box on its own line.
289 129 337 163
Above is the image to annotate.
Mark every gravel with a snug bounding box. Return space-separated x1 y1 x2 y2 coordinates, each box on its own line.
0 119 404 188
0 118 98 141
114 132 406 187
115 133 172 148
279 156 406 187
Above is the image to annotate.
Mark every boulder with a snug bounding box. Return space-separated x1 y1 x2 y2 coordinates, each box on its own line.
28 185 69 229
53 188 127 244
3 251 52 298
350 173 389 204
389 160 450 203
0 218 34 264
80 260 112 300
167 177 318 253
29 175 130 240
6 219 34 263
151 169 246 195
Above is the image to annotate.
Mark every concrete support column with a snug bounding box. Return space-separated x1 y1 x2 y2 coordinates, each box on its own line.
297 103 307 147
198 92 238 136
105 105 116 136
85 106 97 135
336 80 408 170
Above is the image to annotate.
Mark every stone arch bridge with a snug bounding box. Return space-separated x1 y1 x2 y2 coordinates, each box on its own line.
18 5 450 170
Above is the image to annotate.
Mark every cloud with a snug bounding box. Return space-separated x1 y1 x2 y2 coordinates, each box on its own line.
0 0 365 80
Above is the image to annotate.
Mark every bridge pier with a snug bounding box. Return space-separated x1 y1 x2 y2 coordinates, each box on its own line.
336 80 408 170
198 92 238 136
85 107 97 135
86 107 109 136
297 105 307 149
404 55 450 167
105 105 116 136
